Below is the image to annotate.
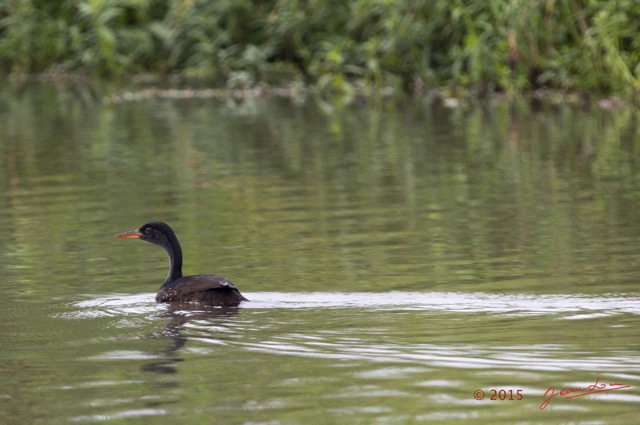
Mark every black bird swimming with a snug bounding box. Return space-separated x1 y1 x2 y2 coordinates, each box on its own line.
115 221 247 306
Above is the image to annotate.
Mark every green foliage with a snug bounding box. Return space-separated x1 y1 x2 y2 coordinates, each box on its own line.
0 0 638 96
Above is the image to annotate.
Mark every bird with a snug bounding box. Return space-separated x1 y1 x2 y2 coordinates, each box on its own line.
115 221 247 307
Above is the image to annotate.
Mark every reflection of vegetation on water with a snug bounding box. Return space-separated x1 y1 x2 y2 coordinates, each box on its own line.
0 85 639 299
1 1 639 98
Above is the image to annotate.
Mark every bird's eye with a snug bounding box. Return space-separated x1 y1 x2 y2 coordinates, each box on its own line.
144 227 152 234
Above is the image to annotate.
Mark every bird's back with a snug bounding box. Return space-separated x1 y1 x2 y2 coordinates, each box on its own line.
156 274 248 306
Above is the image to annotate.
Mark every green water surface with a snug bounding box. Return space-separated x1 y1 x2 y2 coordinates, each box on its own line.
0 83 639 424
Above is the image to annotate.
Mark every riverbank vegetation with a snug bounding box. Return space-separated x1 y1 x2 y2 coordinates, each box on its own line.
1 0 638 100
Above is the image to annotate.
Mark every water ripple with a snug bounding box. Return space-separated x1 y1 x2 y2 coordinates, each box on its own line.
67 291 640 317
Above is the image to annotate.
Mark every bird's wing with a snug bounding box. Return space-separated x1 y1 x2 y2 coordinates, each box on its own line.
157 275 240 302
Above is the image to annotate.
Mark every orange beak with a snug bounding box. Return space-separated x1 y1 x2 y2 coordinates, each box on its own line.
115 229 143 239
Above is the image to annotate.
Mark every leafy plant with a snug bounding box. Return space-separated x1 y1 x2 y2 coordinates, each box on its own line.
0 0 638 97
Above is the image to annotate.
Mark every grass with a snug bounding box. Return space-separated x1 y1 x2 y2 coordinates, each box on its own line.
1 0 638 100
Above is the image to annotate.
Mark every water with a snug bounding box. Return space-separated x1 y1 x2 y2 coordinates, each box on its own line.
0 82 639 424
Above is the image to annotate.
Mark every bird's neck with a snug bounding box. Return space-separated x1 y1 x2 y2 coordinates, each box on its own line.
161 238 183 286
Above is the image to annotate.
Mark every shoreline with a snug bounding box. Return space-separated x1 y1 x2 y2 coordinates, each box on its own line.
2 72 632 111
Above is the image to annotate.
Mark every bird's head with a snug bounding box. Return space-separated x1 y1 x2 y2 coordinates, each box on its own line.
115 221 176 247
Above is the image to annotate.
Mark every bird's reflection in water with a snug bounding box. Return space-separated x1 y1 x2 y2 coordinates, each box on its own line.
141 304 241 374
